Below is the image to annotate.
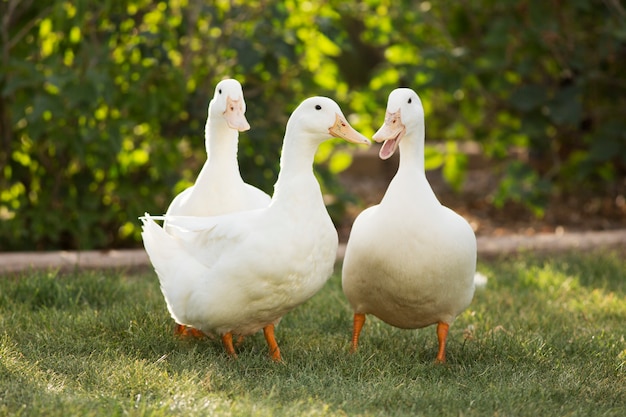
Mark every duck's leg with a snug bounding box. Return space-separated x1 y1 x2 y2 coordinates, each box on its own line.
436 322 450 363
350 313 366 353
174 323 186 335
186 327 206 338
263 324 282 362
221 332 237 358
175 323 205 338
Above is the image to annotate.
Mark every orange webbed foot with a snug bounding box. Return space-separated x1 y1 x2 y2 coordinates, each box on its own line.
175 323 206 339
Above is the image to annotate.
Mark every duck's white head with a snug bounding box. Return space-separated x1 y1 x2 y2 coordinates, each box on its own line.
208 79 250 132
373 88 423 160
286 97 370 145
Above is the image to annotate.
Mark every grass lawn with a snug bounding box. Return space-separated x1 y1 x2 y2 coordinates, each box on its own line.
1 252 625 416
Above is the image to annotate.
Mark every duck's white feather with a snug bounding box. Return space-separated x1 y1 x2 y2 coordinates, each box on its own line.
342 88 477 331
142 96 369 339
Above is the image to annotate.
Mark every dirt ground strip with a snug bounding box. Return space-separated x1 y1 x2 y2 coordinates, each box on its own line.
1 229 625 274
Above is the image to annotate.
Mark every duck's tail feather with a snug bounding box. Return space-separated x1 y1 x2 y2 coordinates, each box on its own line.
140 213 178 265
140 213 204 324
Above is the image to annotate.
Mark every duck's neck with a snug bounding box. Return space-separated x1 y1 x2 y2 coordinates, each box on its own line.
271 128 321 203
396 124 426 177
198 118 242 182
385 124 439 205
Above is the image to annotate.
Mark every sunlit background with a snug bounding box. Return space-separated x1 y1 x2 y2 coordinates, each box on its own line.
1 0 625 251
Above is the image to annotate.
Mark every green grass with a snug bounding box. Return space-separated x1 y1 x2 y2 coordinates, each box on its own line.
1 252 625 416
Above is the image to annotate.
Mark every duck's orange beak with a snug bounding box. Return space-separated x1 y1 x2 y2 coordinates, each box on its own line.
373 109 405 160
329 114 370 145
223 96 250 132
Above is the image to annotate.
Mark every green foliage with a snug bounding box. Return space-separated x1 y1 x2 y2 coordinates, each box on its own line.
1 0 624 250
1 252 625 416
446 0 626 199
349 0 626 209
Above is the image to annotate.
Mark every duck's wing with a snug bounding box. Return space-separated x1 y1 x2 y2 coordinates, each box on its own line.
145 211 261 270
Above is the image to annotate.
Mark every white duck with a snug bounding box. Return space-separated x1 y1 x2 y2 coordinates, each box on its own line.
164 79 270 337
141 97 369 361
165 78 270 224
341 88 477 363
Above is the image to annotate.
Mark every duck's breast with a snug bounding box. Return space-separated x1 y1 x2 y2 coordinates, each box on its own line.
343 202 476 329
181 205 337 335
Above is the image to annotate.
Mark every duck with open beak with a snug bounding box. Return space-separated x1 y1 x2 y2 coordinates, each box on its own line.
373 108 405 160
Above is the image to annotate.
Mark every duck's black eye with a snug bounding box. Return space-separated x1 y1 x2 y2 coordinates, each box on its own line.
315 104 322 110
218 89 222 94
408 98 412 104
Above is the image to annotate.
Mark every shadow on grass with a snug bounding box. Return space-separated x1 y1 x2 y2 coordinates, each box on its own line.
1 252 624 416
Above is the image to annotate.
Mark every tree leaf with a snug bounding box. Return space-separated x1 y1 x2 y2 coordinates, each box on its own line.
510 85 547 112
